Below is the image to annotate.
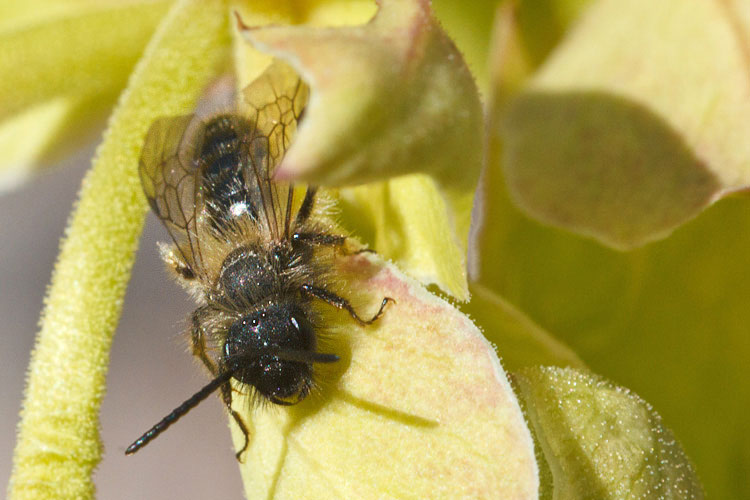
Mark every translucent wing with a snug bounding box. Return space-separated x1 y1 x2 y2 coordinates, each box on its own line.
139 61 308 280
239 61 309 240
139 115 208 278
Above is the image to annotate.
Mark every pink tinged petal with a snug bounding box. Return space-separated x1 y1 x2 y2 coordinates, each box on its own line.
236 0 482 300
230 255 539 499
237 0 482 192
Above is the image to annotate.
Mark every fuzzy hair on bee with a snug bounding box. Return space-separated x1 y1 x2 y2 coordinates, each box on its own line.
126 61 391 460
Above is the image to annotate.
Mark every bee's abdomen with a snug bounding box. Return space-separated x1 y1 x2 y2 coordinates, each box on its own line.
198 115 261 230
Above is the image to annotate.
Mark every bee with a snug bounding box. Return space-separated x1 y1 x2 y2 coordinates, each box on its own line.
125 61 391 460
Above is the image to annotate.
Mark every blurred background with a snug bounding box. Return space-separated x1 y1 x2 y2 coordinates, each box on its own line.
0 149 244 498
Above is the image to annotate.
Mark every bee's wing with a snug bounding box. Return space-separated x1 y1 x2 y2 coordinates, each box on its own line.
139 61 308 275
139 115 208 279
239 61 309 240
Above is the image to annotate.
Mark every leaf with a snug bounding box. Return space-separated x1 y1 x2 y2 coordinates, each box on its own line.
513 366 704 499
499 0 750 249
0 1 171 189
229 254 539 499
238 0 483 300
8 0 231 497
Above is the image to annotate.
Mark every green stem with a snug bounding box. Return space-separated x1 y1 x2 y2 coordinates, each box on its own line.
8 1 231 497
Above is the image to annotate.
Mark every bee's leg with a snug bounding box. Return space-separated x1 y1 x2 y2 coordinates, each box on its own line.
220 381 250 462
292 186 373 254
293 232 347 247
348 246 376 255
269 396 296 406
293 232 379 257
159 242 195 281
191 307 217 375
301 284 393 324
294 186 318 226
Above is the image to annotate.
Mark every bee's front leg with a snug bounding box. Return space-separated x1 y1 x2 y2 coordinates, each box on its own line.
292 232 347 247
190 306 217 375
300 284 393 325
220 381 251 462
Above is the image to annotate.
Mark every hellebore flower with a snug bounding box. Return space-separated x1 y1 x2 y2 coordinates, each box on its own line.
6 0 738 498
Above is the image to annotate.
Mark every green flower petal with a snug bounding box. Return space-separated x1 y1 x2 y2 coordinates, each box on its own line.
514 366 704 499
231 255 538 499
0 0 152 33
238 0 482 299
0 1 171 187
339 176 472 301
428 0 591 96
430 0 497 94
499 0 750 249
461 282 585 371
478 2 747 496
8 1 231 497
0 94 124 191
0 1 170 121
477 195 750 499
480 0 596 108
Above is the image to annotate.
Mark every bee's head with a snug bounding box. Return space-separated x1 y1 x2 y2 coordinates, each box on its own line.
223 300 316 404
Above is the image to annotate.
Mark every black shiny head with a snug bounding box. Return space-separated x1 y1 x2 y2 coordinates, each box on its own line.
223 300 316 404
125 297 339 458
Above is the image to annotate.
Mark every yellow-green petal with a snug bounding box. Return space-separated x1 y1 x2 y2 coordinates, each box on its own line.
474 0 595 283
430 0 498 95
476 194 750 499
0 0 162 33
8 1 231 497
514 366 704 499
231 254 538 499
478 3 750 495
0 1 171 188
338 175 471 301
461 282 585 371
239 0 482 300
500 0 750 249
0 1 170 120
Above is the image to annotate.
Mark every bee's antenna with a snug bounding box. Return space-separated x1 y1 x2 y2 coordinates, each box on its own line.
284 183 294 239
125 369 235 455
275 350 339 364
